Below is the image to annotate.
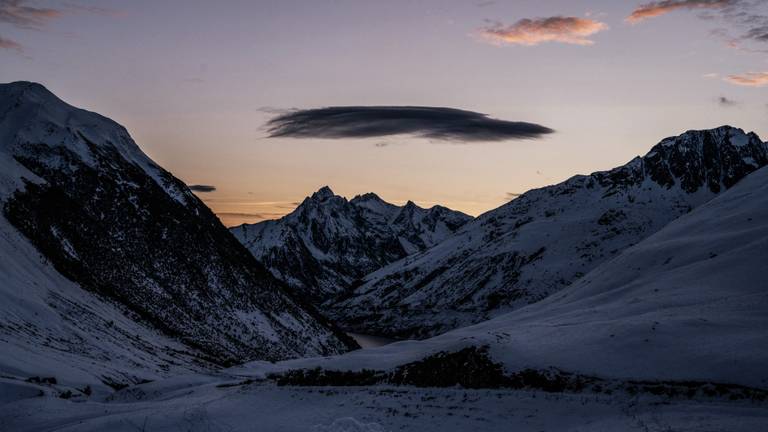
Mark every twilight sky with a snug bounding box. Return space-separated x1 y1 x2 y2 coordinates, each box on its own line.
2 0 767 226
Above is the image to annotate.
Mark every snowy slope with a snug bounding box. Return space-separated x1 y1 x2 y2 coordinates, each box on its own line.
0 82 355 387
267 165 768 389
0 212 212 395
334 126 768 338
230 187 471 303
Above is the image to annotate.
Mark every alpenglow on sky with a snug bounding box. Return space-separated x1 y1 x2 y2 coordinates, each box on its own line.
2 0 766 226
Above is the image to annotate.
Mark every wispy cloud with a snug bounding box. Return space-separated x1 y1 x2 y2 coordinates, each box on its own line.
0 0 62 29
188 184 217 193
0 35 21 52
216 212 267 218
266 106 554 143
0 1 119 54
479 16 608 46
628 0 768 51
724 71 768 86
627 0 734 24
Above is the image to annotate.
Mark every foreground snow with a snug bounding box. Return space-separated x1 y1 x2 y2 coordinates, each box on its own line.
3 378 766 431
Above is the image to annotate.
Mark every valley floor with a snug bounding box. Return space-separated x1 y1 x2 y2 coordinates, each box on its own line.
2 375 767 432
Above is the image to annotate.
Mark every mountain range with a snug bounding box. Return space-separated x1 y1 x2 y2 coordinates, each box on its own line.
230 187 471 303
231 126 768 339
269 162 768 391
330 125 767 338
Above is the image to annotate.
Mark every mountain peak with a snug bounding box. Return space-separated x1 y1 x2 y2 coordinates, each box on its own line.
0 81 60 108
351 192 383 203
311 186 335 200
1 80 50 93
666 125 746 143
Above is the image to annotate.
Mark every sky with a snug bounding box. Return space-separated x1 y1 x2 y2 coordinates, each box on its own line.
1 0 767 226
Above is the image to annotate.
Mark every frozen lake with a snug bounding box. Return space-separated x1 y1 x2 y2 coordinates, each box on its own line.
347 333 399 348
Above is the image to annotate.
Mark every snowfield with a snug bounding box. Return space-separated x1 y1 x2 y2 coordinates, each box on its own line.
2 374 768 431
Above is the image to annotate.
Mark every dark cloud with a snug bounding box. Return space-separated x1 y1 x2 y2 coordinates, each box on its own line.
266 106 554 143
717 96 738 106
188 184 217 193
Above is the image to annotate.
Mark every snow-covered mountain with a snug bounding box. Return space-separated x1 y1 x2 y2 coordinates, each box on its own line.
0 82 355 389
333 126 768 338
266 164 768 389
230 187 471 303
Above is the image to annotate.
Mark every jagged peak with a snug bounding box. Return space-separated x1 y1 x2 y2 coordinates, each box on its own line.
310 186 336 201
427 204 452 214
397 200 423 214
657 125 754 148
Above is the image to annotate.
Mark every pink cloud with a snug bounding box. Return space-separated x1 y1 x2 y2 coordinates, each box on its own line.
626 0 734 24
479 16 609 46
724 72 768 87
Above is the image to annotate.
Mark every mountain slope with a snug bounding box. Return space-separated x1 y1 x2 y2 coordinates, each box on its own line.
0 212 212 395
270 164 768 389
0 81 355 385
230 187 471 303
333 126 768 338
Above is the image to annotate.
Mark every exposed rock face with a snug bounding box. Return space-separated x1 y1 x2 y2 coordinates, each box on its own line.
333 126 768 339
231 187 472 303
0 82 356 368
